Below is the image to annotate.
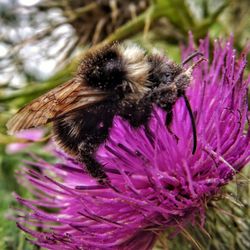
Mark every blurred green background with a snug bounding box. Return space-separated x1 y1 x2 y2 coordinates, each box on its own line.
0 0 249 249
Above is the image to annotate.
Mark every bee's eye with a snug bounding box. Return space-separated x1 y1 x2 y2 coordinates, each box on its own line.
162 73 173 83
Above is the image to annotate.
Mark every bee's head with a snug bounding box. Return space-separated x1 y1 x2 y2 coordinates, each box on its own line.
148 51 206 93
148 53 184 88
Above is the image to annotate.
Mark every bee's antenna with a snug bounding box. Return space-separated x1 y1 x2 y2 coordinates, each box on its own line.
185 57 208 77
182 93 197 154
182 51 204 66
180 53 207 155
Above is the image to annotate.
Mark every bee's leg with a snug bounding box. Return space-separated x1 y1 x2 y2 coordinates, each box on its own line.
150 84 179 141
144 122 155 144
166 110 179 141
78 140 122 193
119 101 154 144
160 103 179 142
139 107 155 144
165 106 173 127
78 140 108 185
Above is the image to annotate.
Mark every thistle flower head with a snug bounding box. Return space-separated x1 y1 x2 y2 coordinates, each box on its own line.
16 35 250 249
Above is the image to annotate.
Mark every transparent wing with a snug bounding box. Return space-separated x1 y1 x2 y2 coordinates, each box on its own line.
7 79 107 134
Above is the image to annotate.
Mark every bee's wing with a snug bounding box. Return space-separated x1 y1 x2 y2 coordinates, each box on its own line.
7 79 108 134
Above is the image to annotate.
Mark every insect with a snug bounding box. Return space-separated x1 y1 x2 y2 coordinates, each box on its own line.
7 43 203 184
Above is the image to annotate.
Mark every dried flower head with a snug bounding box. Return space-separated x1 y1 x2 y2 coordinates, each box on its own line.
15 36 250 249
59 0 150 45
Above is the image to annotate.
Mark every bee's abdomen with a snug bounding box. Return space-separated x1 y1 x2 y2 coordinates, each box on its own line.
53 116 80 155
53 100 118 157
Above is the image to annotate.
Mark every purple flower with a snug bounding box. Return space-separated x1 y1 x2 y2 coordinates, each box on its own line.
15 35 250 250
6 128 45 154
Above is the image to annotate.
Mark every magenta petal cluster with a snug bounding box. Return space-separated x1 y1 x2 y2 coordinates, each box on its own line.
6 128 44 154
16 36 250 250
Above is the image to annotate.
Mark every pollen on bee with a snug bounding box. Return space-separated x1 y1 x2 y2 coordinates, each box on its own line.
98 122 104 128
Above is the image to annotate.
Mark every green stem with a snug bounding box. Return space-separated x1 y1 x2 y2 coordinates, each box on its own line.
102 5 160 44
154 0 195 33
0 60 77 104
193 2 228 39
102 0 196 44
66 2 98 20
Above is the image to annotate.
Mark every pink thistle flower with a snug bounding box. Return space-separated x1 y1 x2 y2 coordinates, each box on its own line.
6 128 45 154
15 36 250 250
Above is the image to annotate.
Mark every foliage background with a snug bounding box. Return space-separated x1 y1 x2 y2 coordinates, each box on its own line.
0 0 249 249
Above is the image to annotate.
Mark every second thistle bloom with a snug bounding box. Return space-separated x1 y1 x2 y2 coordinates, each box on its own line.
16 36 250 249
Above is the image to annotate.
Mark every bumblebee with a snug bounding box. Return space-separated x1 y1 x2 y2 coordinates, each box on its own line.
7 43 203 183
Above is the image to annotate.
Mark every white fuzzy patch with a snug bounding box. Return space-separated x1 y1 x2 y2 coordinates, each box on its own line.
119 44 150 95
